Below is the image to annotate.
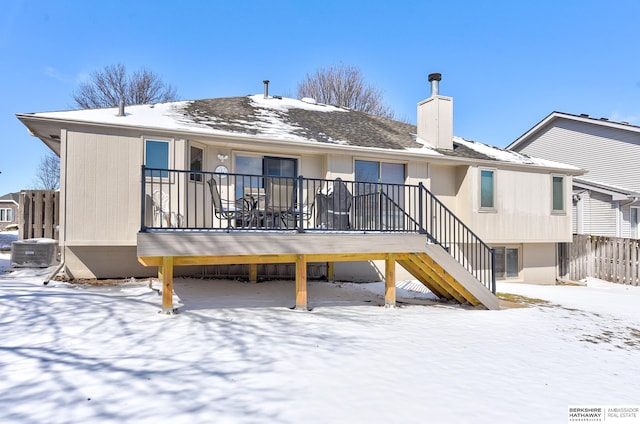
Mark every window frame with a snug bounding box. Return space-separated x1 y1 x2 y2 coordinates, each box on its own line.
189 143 205 183
551 174 565 214
354 159 406 229
144 138 172 179
263 156 298 178
233 152 299 199
354 159 406 184
493 245 521 280
479 167 496 212
0 208 13 222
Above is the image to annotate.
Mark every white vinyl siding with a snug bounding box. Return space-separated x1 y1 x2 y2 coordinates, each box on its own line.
515 120 640 192
513 117 640 237
583 191 618 237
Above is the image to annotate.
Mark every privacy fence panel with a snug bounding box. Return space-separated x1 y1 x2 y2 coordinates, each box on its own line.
564 234 640 286
19 190 59 240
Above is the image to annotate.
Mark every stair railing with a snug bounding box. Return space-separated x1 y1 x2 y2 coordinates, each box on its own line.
418 183 496 293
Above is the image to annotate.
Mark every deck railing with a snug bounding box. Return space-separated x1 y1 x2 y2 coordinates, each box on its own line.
141 167 495 292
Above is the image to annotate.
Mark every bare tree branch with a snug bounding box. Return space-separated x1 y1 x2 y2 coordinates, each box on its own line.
73 63 178 109
296 64 394 119
33 153 60 190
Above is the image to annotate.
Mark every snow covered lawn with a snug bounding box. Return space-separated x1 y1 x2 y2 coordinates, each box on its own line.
0 254 639 423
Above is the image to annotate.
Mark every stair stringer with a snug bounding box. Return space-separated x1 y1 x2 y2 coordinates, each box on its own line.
398 254 465 303
420 244 499 310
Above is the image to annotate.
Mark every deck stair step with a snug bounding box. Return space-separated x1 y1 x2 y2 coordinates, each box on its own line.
397 246 499 310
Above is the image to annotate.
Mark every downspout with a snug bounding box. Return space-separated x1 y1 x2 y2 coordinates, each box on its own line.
44 245 64 285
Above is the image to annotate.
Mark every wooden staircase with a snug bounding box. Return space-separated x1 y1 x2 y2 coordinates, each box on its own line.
397 246 500 310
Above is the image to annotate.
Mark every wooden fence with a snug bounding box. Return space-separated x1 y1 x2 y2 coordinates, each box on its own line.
560 234 640 286
19 190 59 240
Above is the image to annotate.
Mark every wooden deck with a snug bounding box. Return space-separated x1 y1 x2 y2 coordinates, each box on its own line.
137 231 499 313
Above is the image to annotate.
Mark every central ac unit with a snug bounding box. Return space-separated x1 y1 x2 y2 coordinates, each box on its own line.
11 239 58 268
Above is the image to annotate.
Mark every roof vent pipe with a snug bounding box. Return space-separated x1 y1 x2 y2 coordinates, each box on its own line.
117 100 125 117
428 73 442 97
263 80 270 99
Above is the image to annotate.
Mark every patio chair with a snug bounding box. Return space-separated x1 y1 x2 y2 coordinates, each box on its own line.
207 178 251 229
265 177 296 228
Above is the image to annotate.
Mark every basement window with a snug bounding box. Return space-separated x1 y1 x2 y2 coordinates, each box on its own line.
494 246 520 280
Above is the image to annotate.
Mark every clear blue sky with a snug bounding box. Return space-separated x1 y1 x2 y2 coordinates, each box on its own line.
2 0 639 196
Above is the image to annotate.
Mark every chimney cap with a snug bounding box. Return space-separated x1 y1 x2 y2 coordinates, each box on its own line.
428 73 442 82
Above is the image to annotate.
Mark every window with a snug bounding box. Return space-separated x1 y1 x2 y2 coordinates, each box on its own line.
631 207 640 239
480 169 495 209
264 156 297 178
234 155 298 198
552 175 564 213
494 246 520 280
189 145 204 182
145 140 169 178
0 208 12 222
355 160 405 186
235 155 263 175
354 160 405 229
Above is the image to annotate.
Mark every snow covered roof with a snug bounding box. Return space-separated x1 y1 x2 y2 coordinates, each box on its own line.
18 95 581 172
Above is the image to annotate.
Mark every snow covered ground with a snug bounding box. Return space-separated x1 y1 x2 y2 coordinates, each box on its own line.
0 253 639 424
0 230 18 251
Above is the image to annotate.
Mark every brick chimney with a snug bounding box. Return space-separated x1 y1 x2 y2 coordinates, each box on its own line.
417 73 453 150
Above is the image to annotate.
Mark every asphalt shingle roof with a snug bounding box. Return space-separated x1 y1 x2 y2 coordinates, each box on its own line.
184 96 422 150
19 94 581 171
0 192 19 203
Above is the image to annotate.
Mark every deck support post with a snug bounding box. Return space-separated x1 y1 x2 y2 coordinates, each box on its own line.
161 256 176 314
326 262 335 282
248 263 258 283
295 255 308 311
385 255 396 308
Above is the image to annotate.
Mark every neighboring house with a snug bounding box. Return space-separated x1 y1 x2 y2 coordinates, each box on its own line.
508 112 640 238
0 192 19 231
16 75 581 310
